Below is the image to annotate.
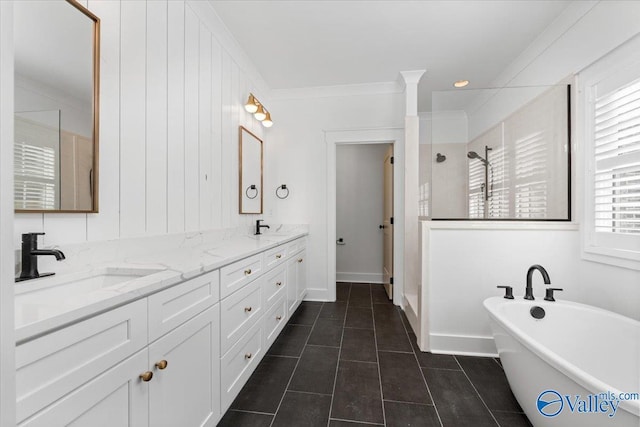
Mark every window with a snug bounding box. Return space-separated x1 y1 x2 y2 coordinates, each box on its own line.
14 116 60 210
593 78 640 234
582 35 640 267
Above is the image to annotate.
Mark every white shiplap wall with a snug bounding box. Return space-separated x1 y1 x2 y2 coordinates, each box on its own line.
14 0 269 247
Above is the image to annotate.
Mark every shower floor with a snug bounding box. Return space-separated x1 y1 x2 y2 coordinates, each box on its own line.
218 282 531 426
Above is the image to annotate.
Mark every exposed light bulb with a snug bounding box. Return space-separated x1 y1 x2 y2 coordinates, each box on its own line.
262 111 273 128
254 104 266 121
244 94 258 113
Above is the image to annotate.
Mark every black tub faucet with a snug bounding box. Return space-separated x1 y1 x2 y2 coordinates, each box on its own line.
255 219 270 235
16 232 65 282
524 264 551 300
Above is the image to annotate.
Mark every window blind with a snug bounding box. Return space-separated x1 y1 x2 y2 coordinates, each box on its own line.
14 141 57 210
594 78 640 234
468 157 485 218
514 131 547 218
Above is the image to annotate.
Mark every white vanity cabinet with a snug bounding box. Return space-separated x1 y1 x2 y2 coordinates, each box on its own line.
15 234 308 427
16 270 220 427
286 246 308 314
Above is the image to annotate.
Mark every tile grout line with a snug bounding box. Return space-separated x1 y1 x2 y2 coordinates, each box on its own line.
326 283 350 427
370 284 388 426
327 283 351 427
268 301 324 427
453 355 502 427
398 307 445 427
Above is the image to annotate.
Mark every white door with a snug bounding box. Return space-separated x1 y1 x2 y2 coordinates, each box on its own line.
148 305 221 427
383 146 394 299
19 350 149 427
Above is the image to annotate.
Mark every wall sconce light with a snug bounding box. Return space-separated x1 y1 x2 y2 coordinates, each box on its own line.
244 93 273 128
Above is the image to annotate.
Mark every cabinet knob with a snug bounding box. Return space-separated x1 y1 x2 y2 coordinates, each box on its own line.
245 353 252 359
276 254 282 259
140 371 153 382
276 281 282 287
244 306 252 312
297 258 303 263
155 360 168 370
276 315 282 321
244 269 252 275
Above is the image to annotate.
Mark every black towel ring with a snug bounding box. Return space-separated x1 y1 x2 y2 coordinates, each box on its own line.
276 184 289 199
245 185 259 199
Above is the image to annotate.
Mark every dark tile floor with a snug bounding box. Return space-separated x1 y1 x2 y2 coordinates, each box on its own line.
218 282 532 427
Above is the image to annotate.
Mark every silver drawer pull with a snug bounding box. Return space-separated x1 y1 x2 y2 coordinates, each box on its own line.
276 254 282 259
276 281 282 286
276 315 282 321
244 306 252 313
245 353 252 359
244 269 252 275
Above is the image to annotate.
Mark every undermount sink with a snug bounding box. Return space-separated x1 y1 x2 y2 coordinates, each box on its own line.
15 266 167 329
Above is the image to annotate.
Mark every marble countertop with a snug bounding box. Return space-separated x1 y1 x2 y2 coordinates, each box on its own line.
15 227 308 343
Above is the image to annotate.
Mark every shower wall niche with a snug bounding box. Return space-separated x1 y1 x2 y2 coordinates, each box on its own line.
421 84 571 220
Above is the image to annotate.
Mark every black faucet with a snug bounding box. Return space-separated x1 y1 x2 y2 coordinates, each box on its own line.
255 219 270 235
524 264 551 300
16 232 65 282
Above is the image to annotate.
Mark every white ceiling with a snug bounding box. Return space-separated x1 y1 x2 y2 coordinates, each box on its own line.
209 0 571 111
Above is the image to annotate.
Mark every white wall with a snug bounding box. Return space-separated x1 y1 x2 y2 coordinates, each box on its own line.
336 144 388 283
422 1 640 354
269 90 405 300
14 0 271 254
0 2 16 424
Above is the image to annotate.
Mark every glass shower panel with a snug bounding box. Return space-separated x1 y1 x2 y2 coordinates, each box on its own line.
425 85 570 220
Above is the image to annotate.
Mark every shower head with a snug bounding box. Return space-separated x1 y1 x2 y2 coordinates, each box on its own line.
467 151 489 165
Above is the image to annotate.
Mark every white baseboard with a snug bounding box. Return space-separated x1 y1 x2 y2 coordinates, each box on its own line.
336 272 383 283
304 288 332 302
429 333 498 357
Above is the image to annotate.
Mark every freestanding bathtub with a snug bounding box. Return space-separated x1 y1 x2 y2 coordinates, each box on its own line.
484 296 639 427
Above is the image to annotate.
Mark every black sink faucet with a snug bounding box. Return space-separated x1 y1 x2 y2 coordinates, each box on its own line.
255 219 270 235
524 264 551 300
17 232 65 282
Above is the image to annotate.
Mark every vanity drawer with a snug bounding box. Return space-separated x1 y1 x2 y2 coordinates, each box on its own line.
262 265 286 310
264 244 287 270
220 320 264 412
263 296 287 349
285 239 300 255
16 299 147 424
220 253 263 298
148 270 219 342
220 278 263 355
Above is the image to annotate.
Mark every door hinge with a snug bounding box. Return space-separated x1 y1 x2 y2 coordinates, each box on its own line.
390 156 394 164
390 217 394 225
390 277 394 285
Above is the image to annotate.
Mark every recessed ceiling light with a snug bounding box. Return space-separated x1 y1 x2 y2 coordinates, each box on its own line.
454 80 469 88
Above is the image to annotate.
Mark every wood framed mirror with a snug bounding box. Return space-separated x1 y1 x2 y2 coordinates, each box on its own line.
14 0 100 213
239 126 263 214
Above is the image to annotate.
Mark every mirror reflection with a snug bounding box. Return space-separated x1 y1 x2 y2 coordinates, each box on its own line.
421 84 571 220
14 0 99 212
239 126 263 214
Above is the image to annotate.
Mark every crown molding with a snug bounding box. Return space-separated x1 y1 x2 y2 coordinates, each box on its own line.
270 81 404 100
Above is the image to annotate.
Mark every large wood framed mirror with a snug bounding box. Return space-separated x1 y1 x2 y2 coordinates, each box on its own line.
14 0 100 213
239 126 263 214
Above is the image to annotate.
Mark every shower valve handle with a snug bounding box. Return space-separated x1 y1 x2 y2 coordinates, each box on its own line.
497 286 514 299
